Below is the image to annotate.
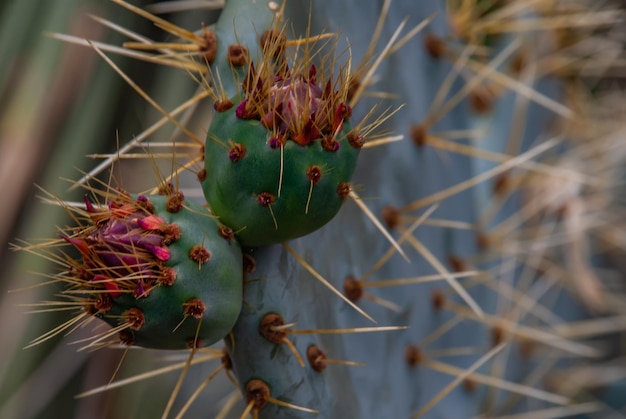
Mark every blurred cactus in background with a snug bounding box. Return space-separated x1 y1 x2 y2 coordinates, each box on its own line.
2 0 626 418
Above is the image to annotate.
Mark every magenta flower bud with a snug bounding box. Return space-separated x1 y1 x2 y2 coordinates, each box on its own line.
63 194 176 299
61 236 90 256
145 244 171 262
235 99 248 119
332 103 352 133
137 215 165 230
93 274 121 298
83 195 97 213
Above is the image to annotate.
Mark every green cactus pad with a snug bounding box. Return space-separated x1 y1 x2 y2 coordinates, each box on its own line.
65 192 243 350
202 99 360 247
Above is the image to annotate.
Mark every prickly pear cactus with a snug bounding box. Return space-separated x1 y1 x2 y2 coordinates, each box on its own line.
202 12 362 247
7 0 626 418
203 93 358 247
49 189 243 350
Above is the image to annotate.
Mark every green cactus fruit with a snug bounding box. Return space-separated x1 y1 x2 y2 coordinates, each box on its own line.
202 31 363 247
62 189 243 350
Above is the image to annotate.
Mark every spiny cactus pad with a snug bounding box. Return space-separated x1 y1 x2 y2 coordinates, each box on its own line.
202 31 362 247
63 190 243 350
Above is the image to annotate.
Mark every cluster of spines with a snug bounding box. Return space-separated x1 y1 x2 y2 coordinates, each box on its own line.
63 191 177 301
25 184 244 351
232 31 355 150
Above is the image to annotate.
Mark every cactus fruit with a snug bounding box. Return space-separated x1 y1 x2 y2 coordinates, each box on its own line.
202 27 364 247
202 95 358 247
55 188 243 350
